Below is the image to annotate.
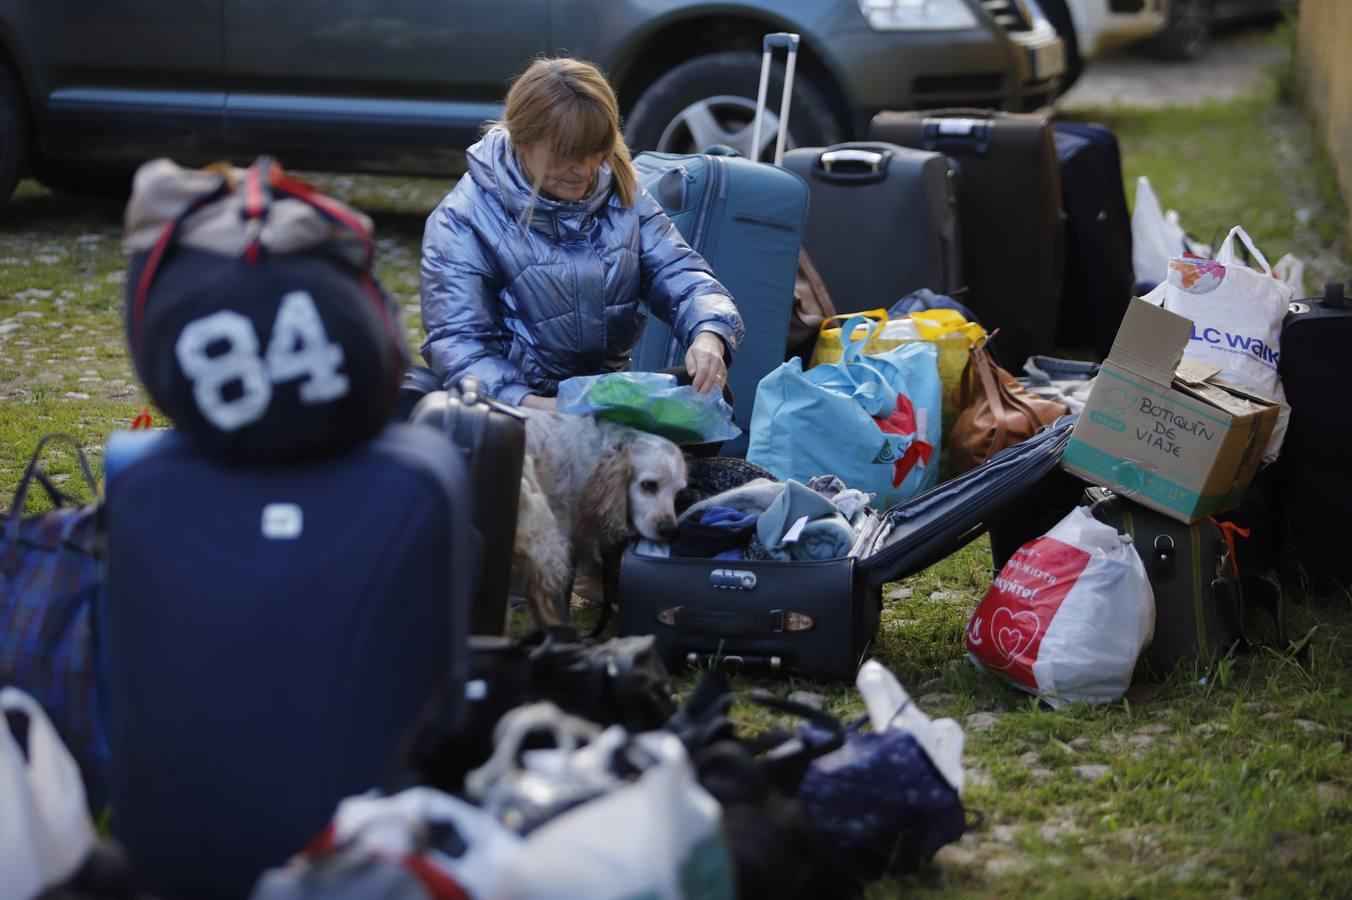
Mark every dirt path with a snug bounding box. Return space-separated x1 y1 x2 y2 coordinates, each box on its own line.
1059 23 1287 110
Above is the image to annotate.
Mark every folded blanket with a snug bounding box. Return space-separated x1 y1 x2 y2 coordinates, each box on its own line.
757 480 856 561
679 478 785 525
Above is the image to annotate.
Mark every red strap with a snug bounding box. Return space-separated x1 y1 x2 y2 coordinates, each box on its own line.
130 217 183 345
402 855 470 900
298 824 338 860
130 409 153 431
1213 519 1250 581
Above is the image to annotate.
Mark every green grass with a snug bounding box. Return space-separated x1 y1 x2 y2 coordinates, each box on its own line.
3 65 1351 899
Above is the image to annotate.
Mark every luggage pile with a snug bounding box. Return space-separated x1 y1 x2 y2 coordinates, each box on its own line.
1 27 1344 900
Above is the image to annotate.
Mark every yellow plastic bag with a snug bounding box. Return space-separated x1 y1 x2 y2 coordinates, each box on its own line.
808 310 891 368
809 309 985 437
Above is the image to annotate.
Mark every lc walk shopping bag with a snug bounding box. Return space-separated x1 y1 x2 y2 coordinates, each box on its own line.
748 315 942 509
1145 225 1292 461
966 507 1154 707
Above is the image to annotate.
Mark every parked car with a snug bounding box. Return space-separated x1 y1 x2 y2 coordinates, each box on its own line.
1037 0 1169 90
0 0 1065 205
1146 0 1291 60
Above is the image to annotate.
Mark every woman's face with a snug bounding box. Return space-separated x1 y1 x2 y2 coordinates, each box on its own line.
517 142 606 202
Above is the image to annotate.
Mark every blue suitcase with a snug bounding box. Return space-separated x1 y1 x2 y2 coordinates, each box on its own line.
631 36 808 457
98 425 476 900
1053 122 1134 358
631 150 806 456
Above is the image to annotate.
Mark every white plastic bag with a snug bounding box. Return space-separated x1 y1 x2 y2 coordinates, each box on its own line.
856 659 965 793
1132 176 1188 289
966 508 1154 707
495 727 735 900
1132 177 1213 289
1147 225 1292 460
1274 252 1307 299
1 687 97 900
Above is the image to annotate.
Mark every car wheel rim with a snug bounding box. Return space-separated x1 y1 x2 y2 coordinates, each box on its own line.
655 95 795 159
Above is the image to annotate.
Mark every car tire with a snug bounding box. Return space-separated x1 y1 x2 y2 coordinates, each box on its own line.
1145 0 1212 61
624 51 842 159
0 65 29 206
1037 0 1083 96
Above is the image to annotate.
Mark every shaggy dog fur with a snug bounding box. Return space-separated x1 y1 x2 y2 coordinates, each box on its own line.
514 411 686 628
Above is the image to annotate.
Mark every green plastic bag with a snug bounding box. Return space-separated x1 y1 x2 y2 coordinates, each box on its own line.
555 373 741 445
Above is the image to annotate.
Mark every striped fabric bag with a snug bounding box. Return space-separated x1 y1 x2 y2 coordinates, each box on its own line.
0 435 106 806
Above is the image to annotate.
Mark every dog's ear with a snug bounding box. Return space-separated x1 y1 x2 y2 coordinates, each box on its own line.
576 444 633 548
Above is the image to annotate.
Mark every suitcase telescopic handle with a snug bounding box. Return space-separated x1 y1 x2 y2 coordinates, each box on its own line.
752 32 799 166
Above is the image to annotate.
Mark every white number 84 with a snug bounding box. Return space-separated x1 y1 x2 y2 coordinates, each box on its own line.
174 290 351 432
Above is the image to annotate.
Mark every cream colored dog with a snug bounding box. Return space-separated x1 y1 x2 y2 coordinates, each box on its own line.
513 411 686 628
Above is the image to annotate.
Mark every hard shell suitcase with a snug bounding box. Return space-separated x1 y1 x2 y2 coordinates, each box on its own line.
99 425 476 900
618 418 1075 680
1279 282 1352 583
869 109 1063 369
410 378 527 635
782 141 961 312
632 34 809 457
1081 486 1242 678
1052 122 1133 357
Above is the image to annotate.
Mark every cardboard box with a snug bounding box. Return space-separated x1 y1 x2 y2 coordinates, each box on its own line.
1062 298 1278 524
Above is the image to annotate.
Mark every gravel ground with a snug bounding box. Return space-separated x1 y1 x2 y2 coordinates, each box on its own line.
1059 23 1287 110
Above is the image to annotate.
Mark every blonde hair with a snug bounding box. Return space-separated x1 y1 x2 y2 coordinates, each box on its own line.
502 57 637 208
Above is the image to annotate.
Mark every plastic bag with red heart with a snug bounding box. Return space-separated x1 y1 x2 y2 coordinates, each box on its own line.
965 506 1154 707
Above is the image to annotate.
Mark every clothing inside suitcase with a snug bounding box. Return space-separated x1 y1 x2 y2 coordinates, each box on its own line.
618 418 1075 678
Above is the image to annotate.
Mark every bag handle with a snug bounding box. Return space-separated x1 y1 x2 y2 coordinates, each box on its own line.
462 702 603 802
836 313 887 366
1215 226 1273 276
818 309 887 343
5 434 97 536
971 347 1010 459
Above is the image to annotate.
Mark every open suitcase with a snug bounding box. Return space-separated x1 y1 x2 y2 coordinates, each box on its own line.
869 109 1063 369
631 34 808 457
618 418 1075 680
782 141 961 313
99 426 476 900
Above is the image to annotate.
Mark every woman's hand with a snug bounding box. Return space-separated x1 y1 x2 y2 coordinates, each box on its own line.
520 394 557 411
685 332 728 394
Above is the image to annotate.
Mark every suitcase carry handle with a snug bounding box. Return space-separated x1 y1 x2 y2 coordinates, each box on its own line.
815 147 892 184
751 32 799 165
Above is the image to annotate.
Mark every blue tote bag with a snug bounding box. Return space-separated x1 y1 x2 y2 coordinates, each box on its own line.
747 316 941 509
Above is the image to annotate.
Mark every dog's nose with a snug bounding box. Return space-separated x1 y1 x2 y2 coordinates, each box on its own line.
657 520 679 542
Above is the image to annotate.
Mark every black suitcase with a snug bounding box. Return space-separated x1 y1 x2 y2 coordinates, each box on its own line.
1052 122 1133 358
1279 282 1352 584
1082 486 1244 679
869 109 1063 369
617 418 1075 680
100 426 476 900
782 142 961 313
410 379 527 635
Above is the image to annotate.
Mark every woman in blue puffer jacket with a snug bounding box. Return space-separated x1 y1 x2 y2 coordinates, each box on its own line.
420 57 744 410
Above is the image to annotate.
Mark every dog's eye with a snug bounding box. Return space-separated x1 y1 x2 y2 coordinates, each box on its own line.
640 479 659 494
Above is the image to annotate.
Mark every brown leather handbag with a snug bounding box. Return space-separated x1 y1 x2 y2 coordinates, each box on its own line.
787 249 836 353
949 343 1069 473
